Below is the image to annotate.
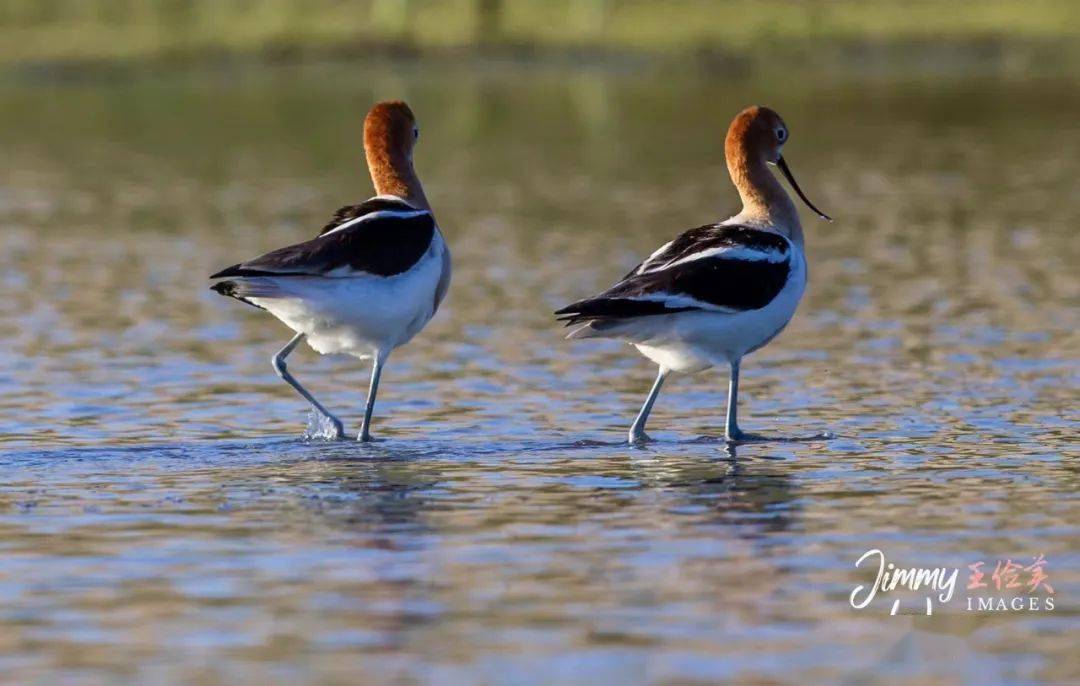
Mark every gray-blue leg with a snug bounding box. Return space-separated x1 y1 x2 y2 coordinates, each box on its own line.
725 359 745 442
358 354 386 442
272 333 344 439
629 367 669 444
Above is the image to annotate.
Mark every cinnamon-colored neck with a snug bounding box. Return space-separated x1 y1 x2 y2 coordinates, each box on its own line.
726 143 802 245
365 145 430 211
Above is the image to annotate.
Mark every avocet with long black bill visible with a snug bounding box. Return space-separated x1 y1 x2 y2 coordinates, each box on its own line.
555 105 831 443
210 101 451 441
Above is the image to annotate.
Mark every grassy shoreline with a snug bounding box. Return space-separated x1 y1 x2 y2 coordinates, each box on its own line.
1 0 1079 73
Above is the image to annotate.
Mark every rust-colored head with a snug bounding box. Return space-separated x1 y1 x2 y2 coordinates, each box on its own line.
363 100 428 208
725 105 831 222
364 100 419 160
725 105 788 165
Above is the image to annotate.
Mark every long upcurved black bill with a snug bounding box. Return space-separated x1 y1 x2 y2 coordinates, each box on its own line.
777 156 832 222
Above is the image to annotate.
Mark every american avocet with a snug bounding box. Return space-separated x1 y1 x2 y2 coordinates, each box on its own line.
210 101 451 441
555 105 831 443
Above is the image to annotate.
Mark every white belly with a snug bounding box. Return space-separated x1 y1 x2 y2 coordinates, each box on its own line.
249 236 448 359
632 253 806 373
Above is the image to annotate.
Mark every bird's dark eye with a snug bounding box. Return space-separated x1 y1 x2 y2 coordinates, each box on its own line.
776 128 787 142
413 126 420 140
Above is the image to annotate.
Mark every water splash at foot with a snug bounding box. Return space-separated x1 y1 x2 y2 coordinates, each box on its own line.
304 410 340 441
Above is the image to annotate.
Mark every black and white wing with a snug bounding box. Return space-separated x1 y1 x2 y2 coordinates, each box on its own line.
555 224 792 325
210 196 435 280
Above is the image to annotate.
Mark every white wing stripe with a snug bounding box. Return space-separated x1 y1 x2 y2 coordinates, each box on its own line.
654 244 788 271
636 240 675 274
321 209 430 237
613 292 739 314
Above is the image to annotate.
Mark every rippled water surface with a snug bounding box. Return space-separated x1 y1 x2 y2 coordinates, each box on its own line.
0 62 1077 684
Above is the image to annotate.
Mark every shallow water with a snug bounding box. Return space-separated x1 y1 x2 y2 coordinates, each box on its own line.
0 62 1077 684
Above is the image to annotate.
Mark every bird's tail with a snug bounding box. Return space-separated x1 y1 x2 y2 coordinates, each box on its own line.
209 278 282 310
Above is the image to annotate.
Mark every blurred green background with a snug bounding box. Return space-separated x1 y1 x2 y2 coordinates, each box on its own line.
1 0 1079 71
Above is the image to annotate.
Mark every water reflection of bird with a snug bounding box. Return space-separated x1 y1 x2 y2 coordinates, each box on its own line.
621 443 800 542
210 101 452 441
556 106 831 443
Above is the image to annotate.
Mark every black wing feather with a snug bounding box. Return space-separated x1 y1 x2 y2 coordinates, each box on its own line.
556 224 791 324
210 205 435 280
555 298 694 326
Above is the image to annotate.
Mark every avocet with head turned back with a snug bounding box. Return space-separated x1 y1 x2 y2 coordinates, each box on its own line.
556 105 831 443
211 100 451 441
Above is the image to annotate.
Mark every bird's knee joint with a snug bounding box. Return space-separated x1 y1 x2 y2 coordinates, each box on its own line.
272 356 288 376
